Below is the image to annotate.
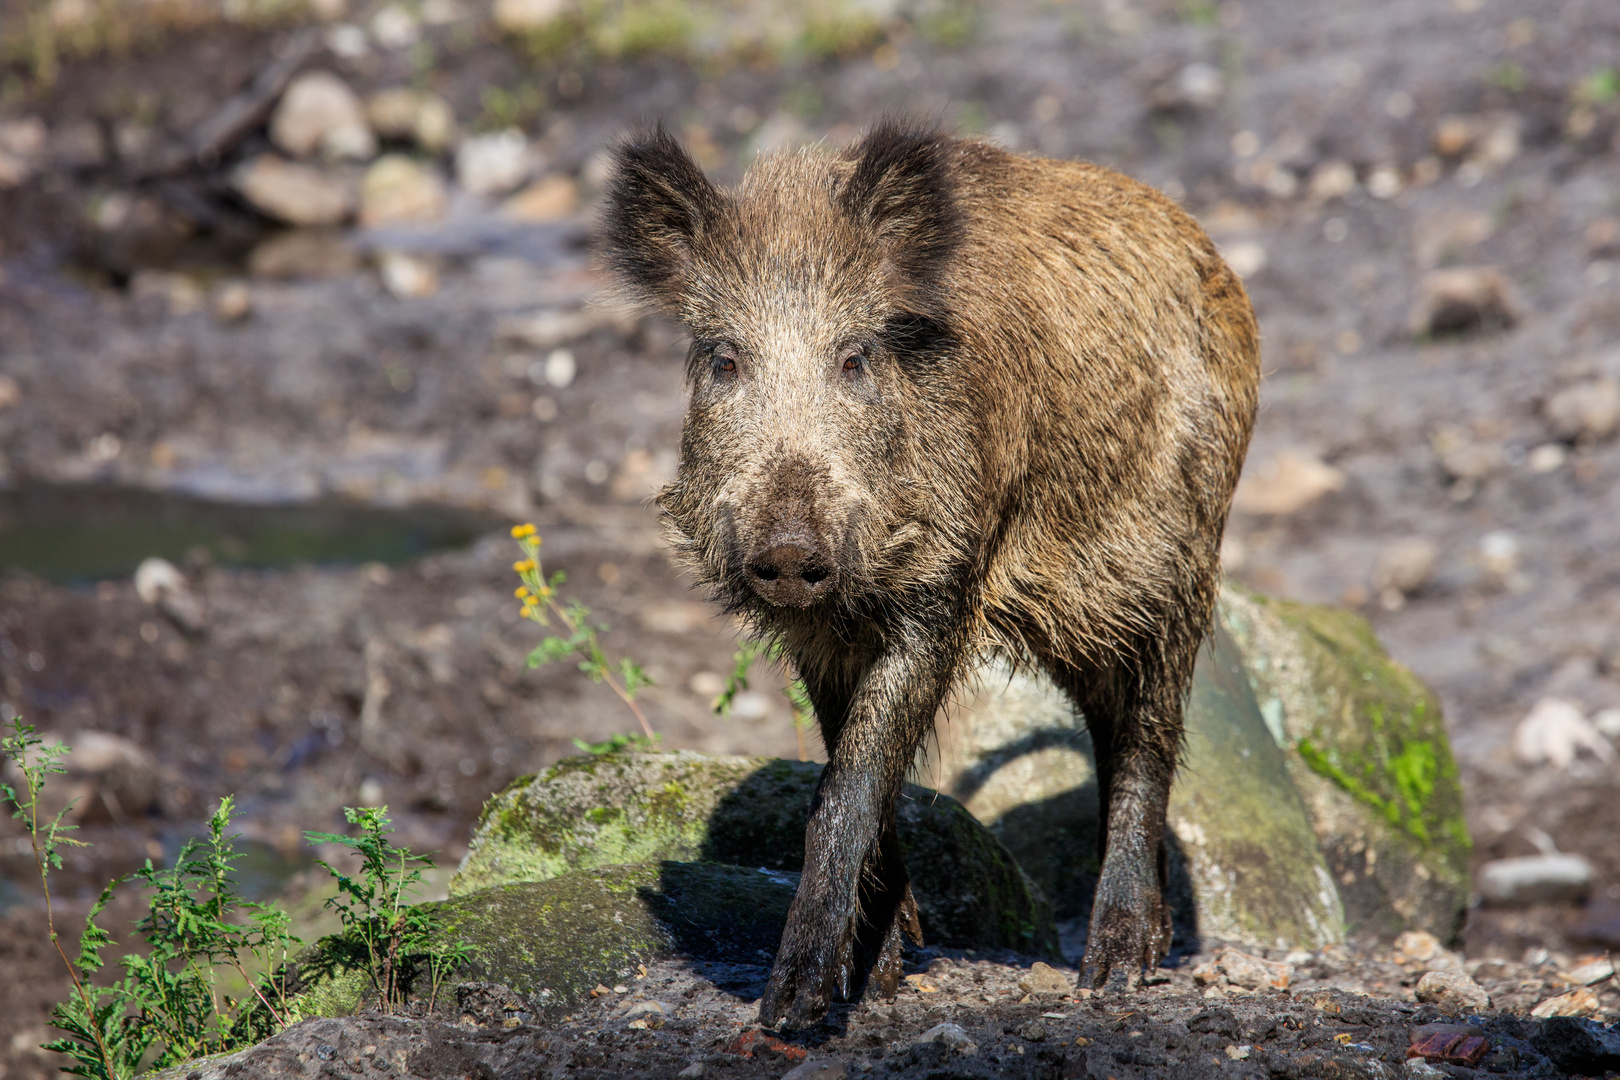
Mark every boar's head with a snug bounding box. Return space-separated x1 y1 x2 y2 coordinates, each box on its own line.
601 122 969 621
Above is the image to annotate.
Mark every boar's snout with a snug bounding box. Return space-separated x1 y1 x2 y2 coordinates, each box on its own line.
745 532 836 608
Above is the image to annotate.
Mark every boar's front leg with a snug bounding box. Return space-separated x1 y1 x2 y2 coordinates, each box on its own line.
759 627 956 1031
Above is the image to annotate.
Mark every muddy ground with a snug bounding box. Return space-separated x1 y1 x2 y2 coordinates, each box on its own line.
2 0 1620 1075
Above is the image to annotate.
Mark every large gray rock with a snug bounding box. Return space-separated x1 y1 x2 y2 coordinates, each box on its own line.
287 861 798 1019
920 583 1469 950
454 751 1057 957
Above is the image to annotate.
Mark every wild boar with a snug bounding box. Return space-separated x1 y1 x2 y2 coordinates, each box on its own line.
601 119 1259 1030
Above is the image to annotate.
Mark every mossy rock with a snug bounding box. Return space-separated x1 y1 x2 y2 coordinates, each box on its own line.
277 861 797 1019
924 583 1468 950
1219 584 1470 942
454 751 1057 957
929 615 1345 952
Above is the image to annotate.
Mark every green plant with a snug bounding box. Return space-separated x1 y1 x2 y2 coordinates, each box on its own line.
510 523 657 744
715 639 818 761
1575 67 1619 105
46 797 305 1075
2 720 123 1077
305 807 471 1015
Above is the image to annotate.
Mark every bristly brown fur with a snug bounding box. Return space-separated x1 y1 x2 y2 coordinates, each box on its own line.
600 119 1261 1030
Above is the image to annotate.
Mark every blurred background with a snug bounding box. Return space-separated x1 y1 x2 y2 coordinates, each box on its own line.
1 0 1618 1071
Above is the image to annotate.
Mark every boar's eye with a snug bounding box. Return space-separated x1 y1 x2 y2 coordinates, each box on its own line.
711 346 738 376
840 349 867 375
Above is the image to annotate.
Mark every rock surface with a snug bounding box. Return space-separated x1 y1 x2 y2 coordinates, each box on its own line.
453 751 1056 956
924 584 1466 952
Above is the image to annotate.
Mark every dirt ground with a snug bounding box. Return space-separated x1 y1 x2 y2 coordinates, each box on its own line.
3 0 1620 1075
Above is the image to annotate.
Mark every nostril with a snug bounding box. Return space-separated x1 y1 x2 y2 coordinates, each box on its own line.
752 564 780 581
801 566 828 585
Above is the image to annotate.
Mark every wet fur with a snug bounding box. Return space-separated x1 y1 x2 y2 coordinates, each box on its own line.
602 120 1260 1029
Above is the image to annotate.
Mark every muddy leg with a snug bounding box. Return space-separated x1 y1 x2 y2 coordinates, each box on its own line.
1053 665 1178 991
759 627 953 1030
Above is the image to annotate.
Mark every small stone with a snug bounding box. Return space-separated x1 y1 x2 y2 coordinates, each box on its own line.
676 1064 705 1079
1225 1044 1250 1060
1405 1060 1447 1079
1017 1021 1046 1042
1309 159 1357 201
366 89 456 154
456 129 535 196
493 0 568 31
917 1022 977 1055
134 557 207 633
1479 853 1596 906
1232 449 1345 515
0 374 20 410
1413 970 1490 1013
1544 377 1620 442
1191 961 1225 987
0 116 45 187
502 174 581 222
1394 930 1442 963
248 230 360 280
1530 986 1599 1018
1410 267 1519 337
1222 240 1266 279
270 70 374 160
1512 698 1614 769
1408 1023 1489 1065
1375 539 1439 598
376 251 439 298
1566 957 1615 985
1150 62 1224 111
1016 962 1071 996
1216 949 1290 990
359 154 447 226
234 155 355 226
621 999 668 1017
370 3 420 48
212 280 253 322
1527 443 1566 473
780 1061 846 1080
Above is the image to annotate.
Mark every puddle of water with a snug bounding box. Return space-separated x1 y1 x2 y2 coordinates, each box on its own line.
0 483 505 583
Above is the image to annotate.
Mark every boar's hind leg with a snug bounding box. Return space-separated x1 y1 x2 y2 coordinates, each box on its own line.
1053 663 1179 990
758 630 953 1031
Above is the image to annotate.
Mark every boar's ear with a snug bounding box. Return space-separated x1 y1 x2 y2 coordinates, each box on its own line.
601 124 726 312
838 120 961 308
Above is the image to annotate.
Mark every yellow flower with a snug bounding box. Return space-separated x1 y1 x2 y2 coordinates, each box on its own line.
510 523 537 539
514 586 530 599
513 559 536 574
520 604 536 619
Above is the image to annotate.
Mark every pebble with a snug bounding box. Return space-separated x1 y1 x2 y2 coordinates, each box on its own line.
501 174 581 222
1232 449 1346 515
676 1063 705 1079
134 557 207 632
369 3 420 48
234 154 356 226
916 1022 977 1055
1409 267 1519 337
1393 930 1442 963
456 129 535 196
1413 970 1490 1013
492 0 568 31
1374 539 1438 600
1308 159 1356 201
0 374 20 410
0 115 46 188
780 1061 845 1080
366 89 456 154
270 70 375 161
1150 62 1224 111
1566 957 1616 985
1216 949 1291 990
1512 698 1614 769
1016 961 1071 996
1221 240 1266 279
1544 377 1620 442
1477 853 1595 906
248 230 361 280
377 251 439 298
1530 986 1598 1018
211 280 253 322
359 154 448 226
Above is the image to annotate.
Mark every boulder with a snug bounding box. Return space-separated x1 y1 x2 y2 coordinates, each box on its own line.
1221 586 1470 941
920 583 1468 951
928 615 1343 953
287 861 797 1018
453 751 1056 956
